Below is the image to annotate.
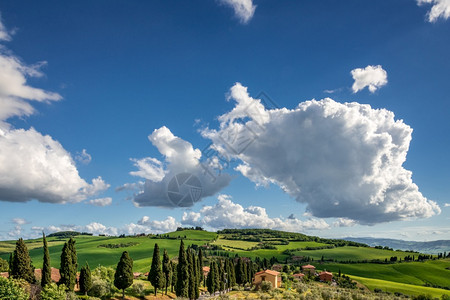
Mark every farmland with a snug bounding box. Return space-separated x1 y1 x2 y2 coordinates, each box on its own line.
1 229 449 297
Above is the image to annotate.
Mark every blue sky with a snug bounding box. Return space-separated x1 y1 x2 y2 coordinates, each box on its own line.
0 0 449 241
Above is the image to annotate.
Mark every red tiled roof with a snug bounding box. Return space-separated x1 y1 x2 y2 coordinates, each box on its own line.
302 264 315 269
255 269 280 276
293 273 305 277
0 272 9 278
202 266 210 272
319 271 333 275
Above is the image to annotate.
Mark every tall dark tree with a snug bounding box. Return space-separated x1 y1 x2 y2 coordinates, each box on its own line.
41 232 51 287
171 261 177 293
175 240 189 298
235 258 244 286
162 249 172 295
218 259 225 293
197 248 203 287
11 238 34 283
8 252 14 273
59 237 77 290
198 248 203 268
213 259 220 294
149 243 164 296
79 262 92 295
114 251 134 299
206 260 216 295
187 249 196 300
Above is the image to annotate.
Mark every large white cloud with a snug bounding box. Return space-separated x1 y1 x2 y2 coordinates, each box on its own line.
124 126 231 207
181 194 330 231
219 0 256 24
417 0 450 22
0 13 108 203
351 65 388 93
201 83 440 224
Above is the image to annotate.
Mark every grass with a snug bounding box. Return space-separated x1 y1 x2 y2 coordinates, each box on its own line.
212 239 260 250
350 275 450 298
320 258 450 288
0 230 217 273
292 246 417 262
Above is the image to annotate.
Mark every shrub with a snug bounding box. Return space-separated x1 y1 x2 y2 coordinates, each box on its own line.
0 277 29 300
40 282 66 300
260 280 272 292
132 282 145 297
89 278 114 299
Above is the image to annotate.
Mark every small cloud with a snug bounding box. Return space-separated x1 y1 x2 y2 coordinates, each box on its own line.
287 213 295 219
12 218 29 225
220 0 256 24
333 218 356 227
351 65 388 93
444 203 450 207
88 197 112 207
75 149 92 165
0 13 12 41
417 0 450 22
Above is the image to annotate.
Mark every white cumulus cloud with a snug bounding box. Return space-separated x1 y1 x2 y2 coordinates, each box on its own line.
181 194 330 232
417 0 450 22
12 218 29 225
75 149 92 165
0 12 109 204
220 0 256 24
351 65 388 93
125 126 231 208
88 197 112 207
333 218 357 227
201 83 440 225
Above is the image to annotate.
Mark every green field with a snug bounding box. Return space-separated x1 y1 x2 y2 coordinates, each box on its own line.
0 230 216 273
320 259 450 289
349 275 450 298
2 229 449 298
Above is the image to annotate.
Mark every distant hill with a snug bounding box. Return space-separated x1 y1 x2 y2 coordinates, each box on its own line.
343 237 450 254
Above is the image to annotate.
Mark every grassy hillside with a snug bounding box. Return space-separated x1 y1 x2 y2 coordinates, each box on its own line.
349 275 450 298
320 259 450 289
0 230 216 273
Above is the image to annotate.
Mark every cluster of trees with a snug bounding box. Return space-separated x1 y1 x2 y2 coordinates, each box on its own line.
47 231 92 238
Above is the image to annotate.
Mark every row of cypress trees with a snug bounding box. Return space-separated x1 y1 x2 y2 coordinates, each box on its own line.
8 233 92 294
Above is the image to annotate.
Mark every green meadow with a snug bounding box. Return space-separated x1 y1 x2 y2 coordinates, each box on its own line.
1 229 449 297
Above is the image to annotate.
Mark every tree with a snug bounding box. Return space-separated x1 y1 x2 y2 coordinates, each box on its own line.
79 262 92 295
188 250 199 300
162 249 172 295
149 243 164 296
41 232 51 287
171 261 177 293
11 238 34 283
59 237 77 290
114 251 134 299
206 260 216 295
218 259 225 292
235 258 245 286
8 252 14 273
0 257 8 272
0 277 28 300
175 240 189 298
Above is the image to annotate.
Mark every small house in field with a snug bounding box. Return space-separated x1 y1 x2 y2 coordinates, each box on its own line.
133 272 142 279
0 272 9 278
319 271 333 282
202 266 210 277
293 273 305 281
301 264 316 275
34 268 61 283
253 270 281 289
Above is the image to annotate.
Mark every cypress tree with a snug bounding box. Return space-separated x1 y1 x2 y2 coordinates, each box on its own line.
228 259 236 288
59 237 77 290
198 248 203 268
79 262 92 295
175 240 189 298
191 251 199 299
11 238 34 283
235 258 244 285
8 252 14 274
162 249 171 295
206 260 215 295
171 261 177 293
114 251 134 299
149 243 164 296
218 259 225 292
187 249 195 300
41 232 51 287
197 248 203 287
213 259 220 294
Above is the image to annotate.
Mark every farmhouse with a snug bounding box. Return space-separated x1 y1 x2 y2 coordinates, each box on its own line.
34 267 61 283
301 264 316 275
319 271 333 282
133 272 142 279
253 269 281 289
0 272 9 278
293 273 305 281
